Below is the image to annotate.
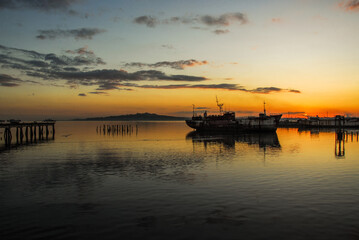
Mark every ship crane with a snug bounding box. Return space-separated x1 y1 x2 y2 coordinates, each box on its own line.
216 96 224 114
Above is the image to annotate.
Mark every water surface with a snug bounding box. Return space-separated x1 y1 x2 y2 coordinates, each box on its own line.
1 121 359 239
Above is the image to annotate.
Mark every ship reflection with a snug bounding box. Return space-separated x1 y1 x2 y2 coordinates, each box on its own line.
186 131 281 152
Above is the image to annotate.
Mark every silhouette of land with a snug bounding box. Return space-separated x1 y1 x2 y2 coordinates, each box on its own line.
73 112 188 121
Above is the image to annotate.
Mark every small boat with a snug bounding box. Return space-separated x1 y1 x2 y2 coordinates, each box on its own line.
186 98 282 132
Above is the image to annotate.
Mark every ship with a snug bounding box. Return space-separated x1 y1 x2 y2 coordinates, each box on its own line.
185 98 282 132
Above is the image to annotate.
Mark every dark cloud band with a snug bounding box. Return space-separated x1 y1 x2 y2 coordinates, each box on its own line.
0 44 301 95
124 59 208 70
133 12 248 34
0 0 80 12
36 28 106 40
117 83 301 94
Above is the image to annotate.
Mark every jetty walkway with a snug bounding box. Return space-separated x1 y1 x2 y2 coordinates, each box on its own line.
0 121 55 146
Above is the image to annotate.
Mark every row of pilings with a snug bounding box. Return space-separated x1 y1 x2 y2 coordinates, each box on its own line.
96 124 138 135
334 130 359 158
2 123 55 147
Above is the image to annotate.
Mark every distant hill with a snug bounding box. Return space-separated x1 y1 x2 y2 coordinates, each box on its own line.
73 113 188 121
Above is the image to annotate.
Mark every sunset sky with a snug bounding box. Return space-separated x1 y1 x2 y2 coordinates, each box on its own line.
0 0 358 120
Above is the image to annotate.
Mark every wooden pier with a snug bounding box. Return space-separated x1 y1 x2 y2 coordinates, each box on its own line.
0 121 55 146
96 124 138 136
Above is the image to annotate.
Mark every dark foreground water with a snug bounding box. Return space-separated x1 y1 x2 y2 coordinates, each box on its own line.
1 121 359 240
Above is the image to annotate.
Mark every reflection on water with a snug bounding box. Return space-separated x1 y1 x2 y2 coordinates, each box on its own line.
0 122 359 240
297 128 359 158
186 131 281 150
335 130 345 158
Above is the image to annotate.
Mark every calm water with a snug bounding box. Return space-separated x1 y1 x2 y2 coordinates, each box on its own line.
1 121 359 240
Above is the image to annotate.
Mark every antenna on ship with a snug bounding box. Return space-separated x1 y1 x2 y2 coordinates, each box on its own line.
263 101 267 116
216 96 224 114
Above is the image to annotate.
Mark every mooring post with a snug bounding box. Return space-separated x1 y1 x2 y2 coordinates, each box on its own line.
25 126 29 142
20 127 23 143
4 128 10 146
41 126 44 139
15 127 19 143
33 125 37 142
6 127 12 146
30 125 33 142
46 125 49 139
52 124 55 139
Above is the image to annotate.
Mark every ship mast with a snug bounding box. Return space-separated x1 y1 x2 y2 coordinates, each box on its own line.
263 101 266 116
192 104 195 117
216 96 224 114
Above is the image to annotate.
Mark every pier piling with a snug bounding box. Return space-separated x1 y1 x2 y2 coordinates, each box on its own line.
0 121 55 147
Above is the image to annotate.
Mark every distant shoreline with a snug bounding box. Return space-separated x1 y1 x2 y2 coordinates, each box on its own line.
72 113 189 121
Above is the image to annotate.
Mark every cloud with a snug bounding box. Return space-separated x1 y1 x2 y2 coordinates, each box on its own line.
133 12 248 34
78 93 86 96
133 16 157 27
88 91 108 95
134 83 243 90
36 28 106 40
288 89 301 93
0 44 301 95
124 83 300 94
200 13 247 26
66 46 93 55
0 0 80 11
271 18 282 23
248 87 282 94
0 73 39 87
0 73 22 87
0 44 208 91
64 46 106 65
0 44 105 71
50 69 207 82
46 69 208 91
213 29 229 35
124 59 208 70
161 44 174 49
339 0 359 11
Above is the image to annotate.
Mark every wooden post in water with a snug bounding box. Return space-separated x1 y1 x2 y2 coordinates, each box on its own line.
25 126 29 142
4 127 12 146
20 127 23 143
30 125 33 142
46 125 49 139
33 125 37 142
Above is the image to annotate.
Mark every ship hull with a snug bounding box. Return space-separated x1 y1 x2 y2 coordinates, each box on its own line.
186 115 282 132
